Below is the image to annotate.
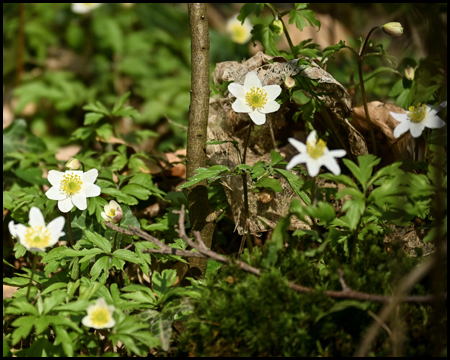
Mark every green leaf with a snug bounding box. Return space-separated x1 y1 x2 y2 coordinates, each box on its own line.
53 325 74 357
152 269 177 298
41 282 67 296
177 165 230 189
270 150 284 166
85 230 112 253
274 168 310 205
102 187 139 205
319 173 358 189
113 249 143 264
237 3 264 22
343 155 380 191
90 256 110 281
121 184 152 201
11 316 36 345
316 300 370 322
254 177 283 192
112 92 131 114
289 8 320 31
84 112 104 125
251 24 280 56
3 119 46 154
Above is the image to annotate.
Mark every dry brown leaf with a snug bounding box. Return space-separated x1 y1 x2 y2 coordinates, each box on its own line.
351 101 413 164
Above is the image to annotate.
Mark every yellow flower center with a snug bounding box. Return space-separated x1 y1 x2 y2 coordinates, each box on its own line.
246 87 268 110
230 24 248 44
407 104 427 123
90 308 111 328
307 139 327 159
24 226 51 249
107 208 116 217
60 173 83 197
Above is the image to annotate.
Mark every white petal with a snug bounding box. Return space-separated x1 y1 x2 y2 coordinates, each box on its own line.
58 198 74 213
390 112 407 123
47 216 65 244
243 71 262 92
101 212 111 222
322 156 342 175
422 113 446 129
288 138 307 153
81 315 94 328
306 159 321 177
110 200 120 209
45 186 66 201
393 121 411 138
14 224 29 248
260 101 280 114
28 207 45 228
263 85 282 101
82 169 99 184
249 111 266 125
228 83 245 99
72 193 87 211
409 122 425 138
8 221 17 238
434 101 447 112
328 149 347 158
286 153 309 170
82 183 101 198
232 98 252 113
47 170 64 186
306 131 317 144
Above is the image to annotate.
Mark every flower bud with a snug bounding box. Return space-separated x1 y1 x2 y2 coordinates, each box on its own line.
405 66 415 81
284 76 295 89
101 200 123 224
65 158 82 170
272 19 284 36
382 22 403 37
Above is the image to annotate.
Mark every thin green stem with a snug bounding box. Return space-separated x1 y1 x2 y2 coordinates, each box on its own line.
264 3 295 54
242 122 253 164
27 254 38 300
279 17 295 53
241 122 254 252
359 27 380 57
67 212 74 247
112 224 119 252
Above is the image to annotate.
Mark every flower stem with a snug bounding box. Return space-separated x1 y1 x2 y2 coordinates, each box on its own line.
357 27 380 157
67 211 74 248
26 254 38 300
264 3 295 54
112 224 119 252
241 122 254 253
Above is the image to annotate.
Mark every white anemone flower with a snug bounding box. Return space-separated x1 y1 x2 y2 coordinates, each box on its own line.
8 207 65 252
82 298 116 329
228 71 282 125
391 101 447 138
45 169 101 213
226 15 252 44
71 3 102 14
286 130 347 177
101 200 123 223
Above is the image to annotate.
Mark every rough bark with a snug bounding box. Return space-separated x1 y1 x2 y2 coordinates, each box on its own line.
184 3 215 277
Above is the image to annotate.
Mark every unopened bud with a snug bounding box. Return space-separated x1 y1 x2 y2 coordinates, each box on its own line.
284 76 295 89
382 22 403 37
272 19 284 36
65 158 81 170
101 200 123 224
405 66 415 81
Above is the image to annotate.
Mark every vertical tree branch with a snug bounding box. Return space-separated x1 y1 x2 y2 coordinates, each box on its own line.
185 3 215 277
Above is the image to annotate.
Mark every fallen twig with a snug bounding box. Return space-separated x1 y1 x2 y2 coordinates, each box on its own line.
105 211 446 304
